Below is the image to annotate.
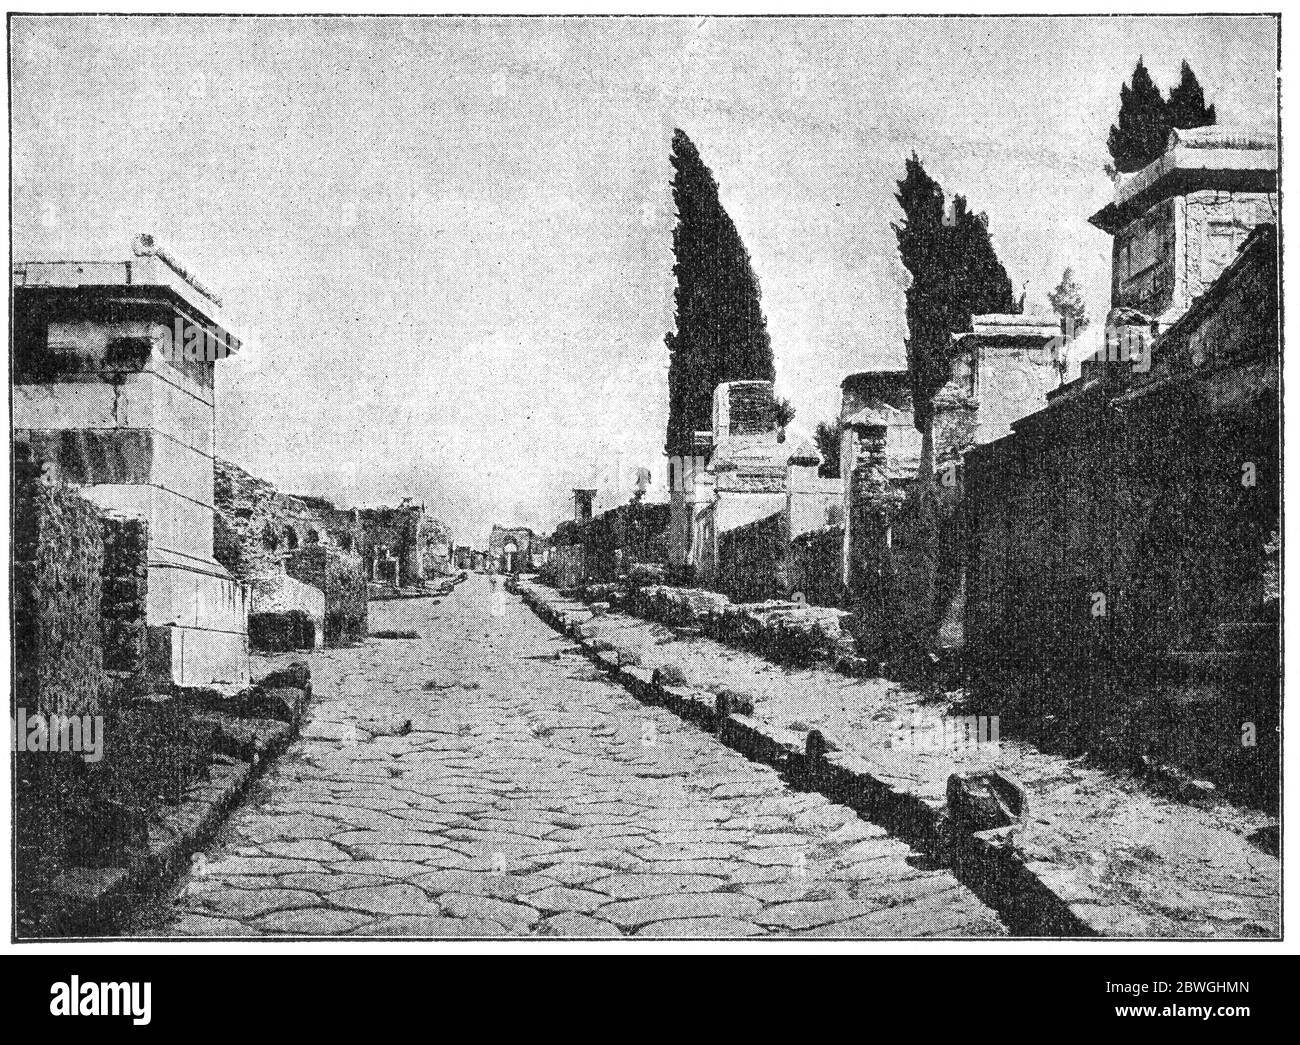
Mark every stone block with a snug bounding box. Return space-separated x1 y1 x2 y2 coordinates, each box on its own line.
148 625 250 687
946 770 1027 836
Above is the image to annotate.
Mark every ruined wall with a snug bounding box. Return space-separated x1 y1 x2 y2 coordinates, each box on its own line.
966 229 1279 734
99 514 149 697
214 457 363 578
285 547 368 645
550 543 586 590
357 503 425 585
789 525 846 608
716 510 786 603
713 380 777 438
13 467 107 719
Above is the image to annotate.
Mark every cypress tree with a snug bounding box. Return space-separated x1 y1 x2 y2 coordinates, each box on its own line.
892 155 1013 470
1107 59 1172 174
664 129 774 457
1167 60 1216 131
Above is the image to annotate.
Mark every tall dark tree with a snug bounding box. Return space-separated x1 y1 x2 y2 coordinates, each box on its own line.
1166 60 1216 131
664 129 774 457
892 154 1014 475
1107 59 1172 174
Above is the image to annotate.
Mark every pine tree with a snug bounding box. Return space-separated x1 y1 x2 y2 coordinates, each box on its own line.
1166 60 1216 131
892 155 1013 473
664 129 775 457
1107 59 1172 174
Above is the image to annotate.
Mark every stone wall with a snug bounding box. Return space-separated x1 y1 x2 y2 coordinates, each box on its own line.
788 525 846 608
715 510 785 603
285 547 368 646
214 457 363 577
13 469 108 719
99 514 149 698
713 380 777 437
964 228 1278 801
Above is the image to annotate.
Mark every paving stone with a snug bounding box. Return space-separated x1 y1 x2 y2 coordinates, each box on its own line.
537 913 623 938
348 916 512 937
198 888 319 920
634 917 765 938
589 873 728 899
594 892 763 928
259 839 351 861
252 908 374 935
440 892 541 926
518 886 610 914
330 884 443 917
164 915 260 937
139 577 1006 940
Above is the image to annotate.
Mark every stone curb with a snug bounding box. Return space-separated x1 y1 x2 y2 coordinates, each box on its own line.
520 581 1095 938
37 674 313 938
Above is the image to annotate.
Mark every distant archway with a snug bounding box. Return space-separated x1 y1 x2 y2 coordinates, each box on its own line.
282 526 299 550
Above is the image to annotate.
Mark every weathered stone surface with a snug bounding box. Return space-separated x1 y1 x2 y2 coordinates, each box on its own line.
252 907 373 935
946 770 1027 835
331 884 443 917
147 576 1006 939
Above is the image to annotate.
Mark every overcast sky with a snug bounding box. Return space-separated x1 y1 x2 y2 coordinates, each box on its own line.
10 15 1278 544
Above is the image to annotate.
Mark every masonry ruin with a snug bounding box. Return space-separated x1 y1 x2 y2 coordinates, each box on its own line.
13 237 250 687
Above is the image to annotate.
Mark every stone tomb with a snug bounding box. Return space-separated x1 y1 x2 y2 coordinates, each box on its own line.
12 238 250 686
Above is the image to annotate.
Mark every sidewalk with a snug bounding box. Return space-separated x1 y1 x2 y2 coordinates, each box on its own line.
517 578 1279 938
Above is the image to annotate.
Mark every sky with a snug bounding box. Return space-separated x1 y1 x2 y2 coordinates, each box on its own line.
9 14 1278 544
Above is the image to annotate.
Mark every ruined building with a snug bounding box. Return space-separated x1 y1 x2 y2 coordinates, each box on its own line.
837 311 1063 642
213 458 366 648
665 379 841 600
488 525 537 574
357 499 452 587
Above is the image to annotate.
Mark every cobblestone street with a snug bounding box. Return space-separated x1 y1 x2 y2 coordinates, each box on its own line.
140 577 1005 938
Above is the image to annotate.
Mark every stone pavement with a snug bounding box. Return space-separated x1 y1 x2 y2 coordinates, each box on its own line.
138 576 1005 938
533 585 1280 938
